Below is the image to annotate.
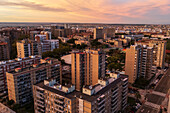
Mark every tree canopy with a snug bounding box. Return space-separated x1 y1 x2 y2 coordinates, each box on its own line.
90 39 102 49
107 49 125 71
166 39 170 50
42 43 71 59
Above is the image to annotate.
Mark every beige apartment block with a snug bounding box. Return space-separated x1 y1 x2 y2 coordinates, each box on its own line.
6 58 61 105
71 49 105 91
125 45 153 83
17 39 42 58
136 40 167 68
33 75 128 113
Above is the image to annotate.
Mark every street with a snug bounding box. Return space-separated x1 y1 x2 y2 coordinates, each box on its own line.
155 69 170 94
137 68 170 113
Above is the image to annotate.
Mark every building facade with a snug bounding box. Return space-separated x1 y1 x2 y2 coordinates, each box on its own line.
51 25 72 38
71 49 106 91
125 45 153 83
17 39 42 58
33 75 128 113
0 56 41 94
136 40 167 68
6 58 61 105
41 40 59 53
0 42 10 60
93 28 103 39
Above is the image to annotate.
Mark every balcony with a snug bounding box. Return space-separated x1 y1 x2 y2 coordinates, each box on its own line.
112 92 118 98
54 98 64 104
98 104 105 112
37 102 45 109
54 101 64 108
111 97 117 103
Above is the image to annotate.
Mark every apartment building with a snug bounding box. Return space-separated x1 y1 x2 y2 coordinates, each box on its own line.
41 40 59 53
136 40 167 68
6 58 61 105
34 32 59 53
93 28 103 39
33 75 128 113
94 28 115 39
103 28 115 38
35 31 52 42
51 25 72 38
0 56 41 93
125 45 153 83
0 42 10 60
17 39 42 58
71 49 106 91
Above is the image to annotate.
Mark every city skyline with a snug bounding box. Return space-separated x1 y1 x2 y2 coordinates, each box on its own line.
0 0 170 24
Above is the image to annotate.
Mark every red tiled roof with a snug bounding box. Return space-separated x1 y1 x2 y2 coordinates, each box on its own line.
0 42 7 45
166 50 170 54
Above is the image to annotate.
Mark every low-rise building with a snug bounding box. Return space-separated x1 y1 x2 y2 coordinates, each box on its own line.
41 40 59 52
75 40 90 45
58 37 69 43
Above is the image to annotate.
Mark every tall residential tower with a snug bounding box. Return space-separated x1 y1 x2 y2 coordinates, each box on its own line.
136 40 167 68
71 49 106 91
125 45 153 83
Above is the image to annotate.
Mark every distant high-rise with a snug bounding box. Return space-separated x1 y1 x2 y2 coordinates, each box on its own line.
51 25 72 38
125 45 153 83
94 28 115 39
94 28 103 39
71 49 106 91
16 39 42 58
0 42 10 60
104 28 115 38
136 40 167 68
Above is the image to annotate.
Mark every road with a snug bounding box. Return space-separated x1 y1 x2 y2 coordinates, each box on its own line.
137 68 170 113
145 94 165 105
137 105 158 113
155 68 170 94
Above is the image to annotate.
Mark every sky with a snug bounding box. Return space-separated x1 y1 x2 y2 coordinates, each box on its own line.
0 0 170 24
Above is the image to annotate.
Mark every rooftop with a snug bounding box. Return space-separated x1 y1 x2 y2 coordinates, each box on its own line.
35 75 128 102
0 42 7 45
0 55 41 65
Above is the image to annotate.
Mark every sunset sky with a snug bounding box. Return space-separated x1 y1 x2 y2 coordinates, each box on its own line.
0 0 170 24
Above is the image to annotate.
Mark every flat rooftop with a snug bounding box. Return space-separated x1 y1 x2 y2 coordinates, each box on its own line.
35 75 126 102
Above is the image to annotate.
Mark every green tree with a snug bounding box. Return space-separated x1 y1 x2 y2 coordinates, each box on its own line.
90 39 102 49
42 43 71 59
67 38 77 44
135 91 141 100
166 54 170 64
107 49 125 71
18 34 29 40
108 62 123 71
7 99 14 106
166 39 170 50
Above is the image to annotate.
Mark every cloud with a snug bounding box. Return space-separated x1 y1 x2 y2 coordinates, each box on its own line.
0 1 68 12
0 0 170 23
